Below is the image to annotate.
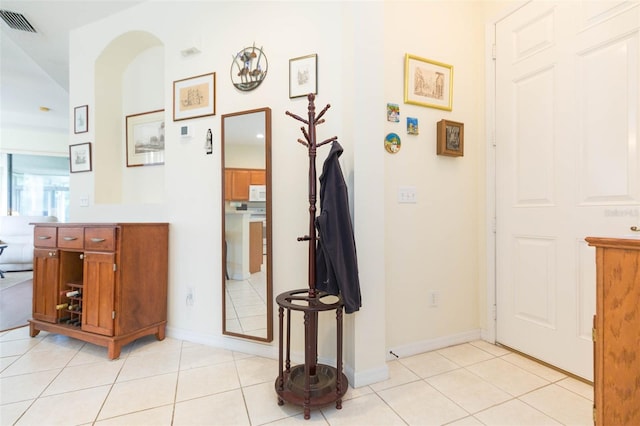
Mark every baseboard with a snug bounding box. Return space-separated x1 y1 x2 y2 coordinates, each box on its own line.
166 326 278 359
386 329 483 361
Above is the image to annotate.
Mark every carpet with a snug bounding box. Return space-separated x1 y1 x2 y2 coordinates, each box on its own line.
0 272 33 332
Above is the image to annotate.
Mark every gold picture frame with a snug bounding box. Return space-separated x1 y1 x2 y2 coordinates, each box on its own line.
126 109 165 167
289 54 317 98
437 119 464 157
404 54 453 111
173 72 216 121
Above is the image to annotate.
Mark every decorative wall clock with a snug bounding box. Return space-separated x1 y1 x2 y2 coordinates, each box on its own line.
230 44 268 91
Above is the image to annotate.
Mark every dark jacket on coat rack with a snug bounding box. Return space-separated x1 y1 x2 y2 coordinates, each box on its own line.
315 141 362 314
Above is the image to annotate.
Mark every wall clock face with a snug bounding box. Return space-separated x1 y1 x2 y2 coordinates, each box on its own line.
231 45 267 91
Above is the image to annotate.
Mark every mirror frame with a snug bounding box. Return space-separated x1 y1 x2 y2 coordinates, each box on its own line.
221 107 273 342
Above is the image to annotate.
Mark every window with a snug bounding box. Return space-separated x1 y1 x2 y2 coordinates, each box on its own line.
6 154 69 221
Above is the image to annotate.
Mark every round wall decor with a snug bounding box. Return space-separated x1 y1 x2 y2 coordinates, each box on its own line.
385 133 401 153
230 44 267 91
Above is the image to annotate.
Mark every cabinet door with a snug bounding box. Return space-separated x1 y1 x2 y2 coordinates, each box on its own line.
32 248 60 323
82 252 116 336
224 169 233 201
230 170 250 200
250 170 266 185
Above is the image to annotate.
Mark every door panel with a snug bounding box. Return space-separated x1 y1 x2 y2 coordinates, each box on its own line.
82 252 115 336
495 1 640 380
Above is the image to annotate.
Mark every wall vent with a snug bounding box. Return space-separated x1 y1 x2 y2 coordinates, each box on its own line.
0 10 37 33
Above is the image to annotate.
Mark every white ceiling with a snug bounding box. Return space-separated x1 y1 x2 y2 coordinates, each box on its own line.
0 1 144 132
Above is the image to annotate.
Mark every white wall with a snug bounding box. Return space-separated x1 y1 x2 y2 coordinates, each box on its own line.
66 0 517 385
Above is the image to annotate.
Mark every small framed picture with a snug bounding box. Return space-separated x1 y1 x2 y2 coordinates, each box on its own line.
289 54 317 98
173 73 216 121
407 117 419 135
69 142 92 173
126 109 165 167
74 105 88 133
437 119 464 157
387 103 399 122
404 54 453 111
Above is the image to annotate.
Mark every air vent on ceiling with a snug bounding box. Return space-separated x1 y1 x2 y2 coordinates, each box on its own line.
0 10 37 33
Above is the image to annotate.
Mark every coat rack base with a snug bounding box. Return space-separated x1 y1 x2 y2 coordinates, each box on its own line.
275 289 347 420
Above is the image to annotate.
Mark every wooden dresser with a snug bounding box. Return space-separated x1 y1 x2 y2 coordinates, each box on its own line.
29 223 168 359
585 237 640 426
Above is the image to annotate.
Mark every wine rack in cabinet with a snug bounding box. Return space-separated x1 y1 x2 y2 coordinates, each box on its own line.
30 223 169 359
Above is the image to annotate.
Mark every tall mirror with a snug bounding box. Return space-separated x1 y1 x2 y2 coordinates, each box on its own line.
222 107 272 342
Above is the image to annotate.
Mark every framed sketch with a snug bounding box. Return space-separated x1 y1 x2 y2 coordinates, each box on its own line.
173 73 216 121
126 109 165 167
404 54 453 111
289 54 317 98
69 142 92 173
74 105 88 133
437 119 464 157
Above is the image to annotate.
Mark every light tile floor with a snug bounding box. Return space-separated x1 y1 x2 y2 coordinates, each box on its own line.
0 328 593 425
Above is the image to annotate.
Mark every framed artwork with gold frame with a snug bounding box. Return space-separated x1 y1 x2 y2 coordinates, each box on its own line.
404 54 453 111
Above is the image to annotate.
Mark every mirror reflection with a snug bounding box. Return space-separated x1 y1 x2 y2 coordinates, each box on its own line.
222 107 272 341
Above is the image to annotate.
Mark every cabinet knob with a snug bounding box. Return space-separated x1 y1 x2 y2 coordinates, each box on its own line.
79 254 84 260
631 226 639 232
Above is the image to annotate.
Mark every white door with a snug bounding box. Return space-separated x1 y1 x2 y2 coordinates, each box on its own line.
495 1 640 380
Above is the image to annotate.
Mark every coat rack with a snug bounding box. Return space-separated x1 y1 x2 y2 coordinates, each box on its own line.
274 94 347 419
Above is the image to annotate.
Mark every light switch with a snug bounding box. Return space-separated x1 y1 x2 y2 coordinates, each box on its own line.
398 186 417 203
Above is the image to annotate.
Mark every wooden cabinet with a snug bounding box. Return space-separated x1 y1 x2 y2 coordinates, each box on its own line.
585 237 640 426
30 223 168 359
225 168 266 201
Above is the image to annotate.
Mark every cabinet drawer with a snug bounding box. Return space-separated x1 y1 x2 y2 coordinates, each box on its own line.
34 226 57 248
58 227 84 249
84 227 116 251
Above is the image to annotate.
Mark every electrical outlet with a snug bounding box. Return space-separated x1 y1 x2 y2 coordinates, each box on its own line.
79 195 89 207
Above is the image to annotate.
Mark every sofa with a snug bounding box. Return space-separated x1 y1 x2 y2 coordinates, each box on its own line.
0 215 58 272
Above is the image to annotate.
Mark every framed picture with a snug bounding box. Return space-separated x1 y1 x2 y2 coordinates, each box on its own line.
289 54 317 98
404 54 453 111
69 142 92 173
126 109 165 167
437 119 464 157
173 72 216 121
74 105 88 133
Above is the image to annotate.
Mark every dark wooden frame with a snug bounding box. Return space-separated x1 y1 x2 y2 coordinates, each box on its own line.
74 105 88 134
69 142 92 173
173 72 216 121
437 119 464 157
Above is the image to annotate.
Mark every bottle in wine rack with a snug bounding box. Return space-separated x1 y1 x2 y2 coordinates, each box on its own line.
56 303 68 310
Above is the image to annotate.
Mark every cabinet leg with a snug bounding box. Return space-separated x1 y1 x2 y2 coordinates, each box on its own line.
108 343 122 360
304 407 310 420
155 325 166 341
29 322 40 337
